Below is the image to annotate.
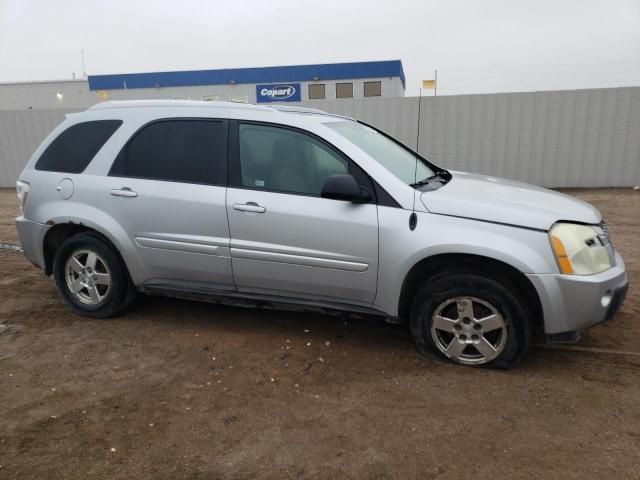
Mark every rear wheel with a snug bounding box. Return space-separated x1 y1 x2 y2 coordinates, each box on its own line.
410 271 531 369
53 233 135 318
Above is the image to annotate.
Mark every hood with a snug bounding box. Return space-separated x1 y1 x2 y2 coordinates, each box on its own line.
420 171 602 230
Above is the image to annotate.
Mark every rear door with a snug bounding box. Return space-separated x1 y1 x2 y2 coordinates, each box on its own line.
103 118 234 289
226 121 379 305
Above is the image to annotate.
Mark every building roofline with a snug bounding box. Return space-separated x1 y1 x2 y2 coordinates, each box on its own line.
88 60 406 91
0 78 86 86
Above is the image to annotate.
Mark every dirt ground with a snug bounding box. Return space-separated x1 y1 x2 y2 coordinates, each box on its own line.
0 187 638 480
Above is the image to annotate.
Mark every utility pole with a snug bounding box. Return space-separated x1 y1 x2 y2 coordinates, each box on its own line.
432 69 438 165
81 49 87 78
434 69 438 97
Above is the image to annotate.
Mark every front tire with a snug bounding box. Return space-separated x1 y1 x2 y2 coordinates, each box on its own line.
410 271 531 369
52 233 135 318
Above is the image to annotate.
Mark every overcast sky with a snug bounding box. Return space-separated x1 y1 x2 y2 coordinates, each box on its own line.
1 0 639 95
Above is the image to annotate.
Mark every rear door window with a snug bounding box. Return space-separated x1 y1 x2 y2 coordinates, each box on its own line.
109 119 227 185
36 120 122 173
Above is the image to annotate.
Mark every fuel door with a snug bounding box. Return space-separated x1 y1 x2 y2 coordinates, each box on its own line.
56 178 74 200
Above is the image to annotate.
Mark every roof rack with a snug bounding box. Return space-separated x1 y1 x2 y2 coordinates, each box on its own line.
87 99 271 111
267 105 328 114
85 99 356 121
268 104 355 121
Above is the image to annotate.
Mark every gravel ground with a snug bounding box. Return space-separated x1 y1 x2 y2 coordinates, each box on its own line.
0 187 638 479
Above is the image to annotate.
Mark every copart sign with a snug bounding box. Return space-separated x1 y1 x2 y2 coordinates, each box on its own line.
256 83 301 103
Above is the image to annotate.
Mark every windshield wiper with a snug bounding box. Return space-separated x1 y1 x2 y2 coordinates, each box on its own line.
410 169 451 188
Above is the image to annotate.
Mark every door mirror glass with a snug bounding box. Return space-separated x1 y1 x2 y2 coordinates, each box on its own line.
321 174 371 203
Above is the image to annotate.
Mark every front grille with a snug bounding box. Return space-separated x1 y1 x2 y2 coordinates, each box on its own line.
599 221 611 246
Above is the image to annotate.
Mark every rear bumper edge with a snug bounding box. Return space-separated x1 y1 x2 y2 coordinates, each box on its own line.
15 216 50 271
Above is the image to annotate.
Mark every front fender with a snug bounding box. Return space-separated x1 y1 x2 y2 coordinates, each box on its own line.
374 208 557 316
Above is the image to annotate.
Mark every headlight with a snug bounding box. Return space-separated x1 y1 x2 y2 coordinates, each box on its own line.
549 223 612 275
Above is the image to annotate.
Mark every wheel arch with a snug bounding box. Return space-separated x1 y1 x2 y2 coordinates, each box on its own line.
43 223 122 273
41 215 142 285
397 253 543 329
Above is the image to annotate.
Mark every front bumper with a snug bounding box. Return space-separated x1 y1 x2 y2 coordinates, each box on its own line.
527 251 628 335
15 216 50 270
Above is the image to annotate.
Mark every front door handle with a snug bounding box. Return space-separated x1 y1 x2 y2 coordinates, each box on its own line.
233 202 266 213
110 187 138 198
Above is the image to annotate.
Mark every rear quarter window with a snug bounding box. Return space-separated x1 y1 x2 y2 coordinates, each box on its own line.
35 120 123 173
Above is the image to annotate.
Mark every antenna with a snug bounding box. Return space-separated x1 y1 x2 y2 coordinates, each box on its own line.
412 86 423 212
408 85 423 230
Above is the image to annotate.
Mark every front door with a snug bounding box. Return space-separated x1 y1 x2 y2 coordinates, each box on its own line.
226 121 378 305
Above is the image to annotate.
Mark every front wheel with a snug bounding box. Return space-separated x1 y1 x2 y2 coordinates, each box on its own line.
52 233 135 318
410 271 531 369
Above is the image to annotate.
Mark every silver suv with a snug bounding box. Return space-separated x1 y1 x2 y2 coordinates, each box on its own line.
15 100 628 368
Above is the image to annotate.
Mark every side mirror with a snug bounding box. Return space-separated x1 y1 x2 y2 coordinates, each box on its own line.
321 174 371 203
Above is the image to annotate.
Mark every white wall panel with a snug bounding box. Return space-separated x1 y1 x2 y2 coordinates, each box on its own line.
1 87 638 188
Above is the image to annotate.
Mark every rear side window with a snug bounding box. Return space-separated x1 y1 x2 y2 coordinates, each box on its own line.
36 120 122 173
109 119 227 185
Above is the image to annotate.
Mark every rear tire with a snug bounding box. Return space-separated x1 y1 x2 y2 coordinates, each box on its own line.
52 233 135 318
409 270 531 369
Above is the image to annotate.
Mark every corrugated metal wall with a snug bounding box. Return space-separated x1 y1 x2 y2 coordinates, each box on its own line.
1 87 639 188
298 87 640 188
0 109 80 187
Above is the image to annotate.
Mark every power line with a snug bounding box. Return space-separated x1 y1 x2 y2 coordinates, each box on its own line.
421 78 640 91
406 60 640 75
404 80 640 96
419 69 640 82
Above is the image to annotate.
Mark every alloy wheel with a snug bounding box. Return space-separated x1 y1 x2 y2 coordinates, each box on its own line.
430 296 508 365
65 249 111 305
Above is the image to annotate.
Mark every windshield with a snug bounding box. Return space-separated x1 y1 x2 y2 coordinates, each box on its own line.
326 121 434 185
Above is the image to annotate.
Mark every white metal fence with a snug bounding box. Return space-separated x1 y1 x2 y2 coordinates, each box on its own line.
1 86 639 188
0 109 79 187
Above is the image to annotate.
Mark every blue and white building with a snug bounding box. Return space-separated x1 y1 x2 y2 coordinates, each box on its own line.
0 60 406 110
88 60 406 103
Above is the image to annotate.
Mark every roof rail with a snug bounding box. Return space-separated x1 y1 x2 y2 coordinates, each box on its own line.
268 104 355 121
84 99 356 121
87 99 272 111
267 105 328 114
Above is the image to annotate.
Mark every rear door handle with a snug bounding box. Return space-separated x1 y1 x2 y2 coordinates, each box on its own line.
233 202 266 213
110 187 138 198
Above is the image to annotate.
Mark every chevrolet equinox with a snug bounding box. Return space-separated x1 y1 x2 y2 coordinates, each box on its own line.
15 100 629 368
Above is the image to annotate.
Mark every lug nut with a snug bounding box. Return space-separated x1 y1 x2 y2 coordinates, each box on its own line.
460 334 467 341
463 317 471 325
473 324 482 330
454 324 462 331
471 335 479 340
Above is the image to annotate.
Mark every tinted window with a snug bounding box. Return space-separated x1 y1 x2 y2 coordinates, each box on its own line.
36 120 122 173
238 124 348 195
110 119 227 185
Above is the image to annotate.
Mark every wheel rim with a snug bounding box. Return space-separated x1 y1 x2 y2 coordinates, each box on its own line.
430 296 508 365
64 249 111 305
